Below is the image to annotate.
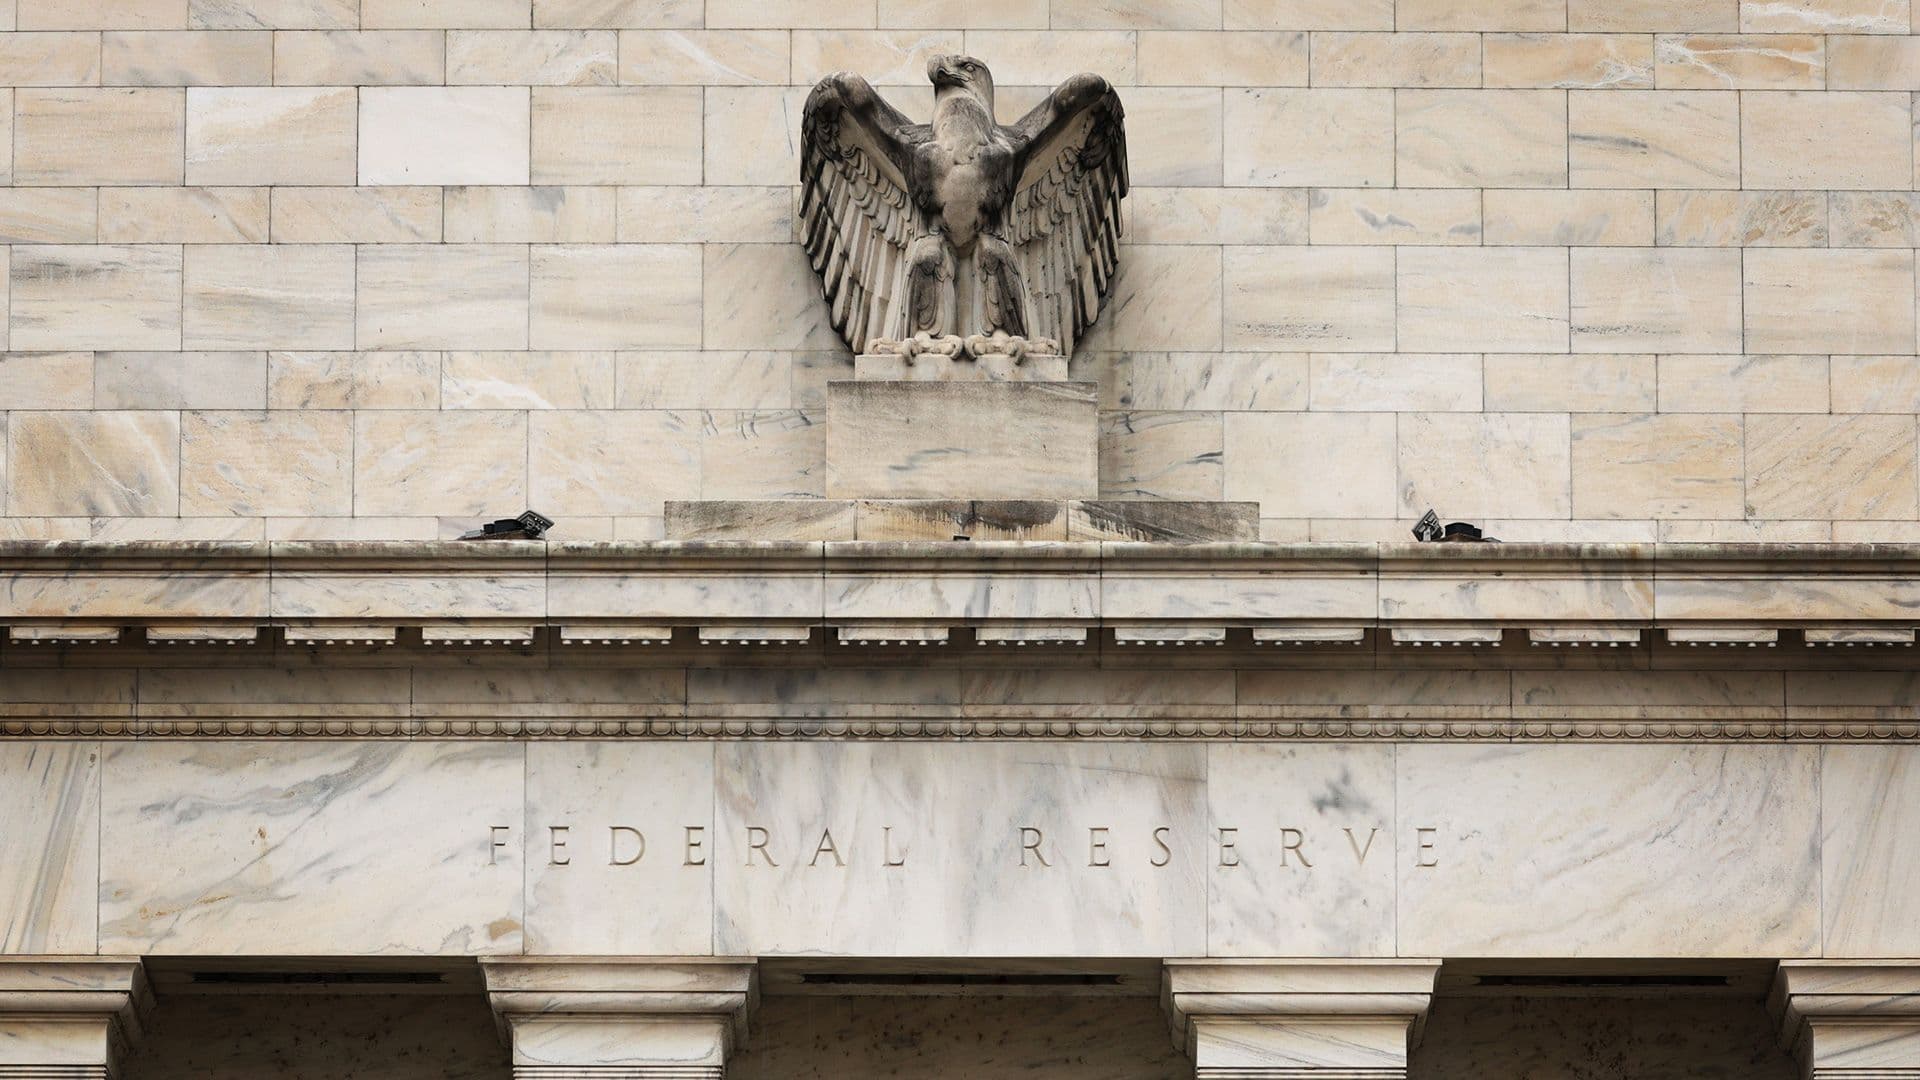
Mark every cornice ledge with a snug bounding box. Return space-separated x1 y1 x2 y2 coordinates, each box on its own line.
1 540 1919 632
4 537 1920 568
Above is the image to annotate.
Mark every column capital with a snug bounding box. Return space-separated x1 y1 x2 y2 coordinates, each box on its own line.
480 958 758 1079
1163 959 1442 1079
1773 961 1920 1079
0 957 152 1080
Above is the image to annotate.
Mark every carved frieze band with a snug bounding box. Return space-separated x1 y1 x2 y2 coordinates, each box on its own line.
512 1070 721 1079
6 718 1920 742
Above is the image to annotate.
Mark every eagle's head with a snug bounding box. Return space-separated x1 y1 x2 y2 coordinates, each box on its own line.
928 54 995 111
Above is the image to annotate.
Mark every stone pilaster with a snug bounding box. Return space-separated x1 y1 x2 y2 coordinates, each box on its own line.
1775 961 1920 1079
1163 960 1441 1079
481 959 757 1079
0 959 150 1080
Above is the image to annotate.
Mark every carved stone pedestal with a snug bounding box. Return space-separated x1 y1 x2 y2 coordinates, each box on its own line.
1775 961 1920 1078
665 497 1259 541
482 959 757 1080
1164 960 1441 1079
826 351 1096 501
0 959 150 1080
667 351 1256 541
826 379 1098 500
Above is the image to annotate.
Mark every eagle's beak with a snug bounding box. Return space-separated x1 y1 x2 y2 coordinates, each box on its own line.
929 55 962 87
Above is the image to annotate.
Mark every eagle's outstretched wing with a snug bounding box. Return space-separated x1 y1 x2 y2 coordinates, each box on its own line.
1005 74 1128 358
800 73 929 355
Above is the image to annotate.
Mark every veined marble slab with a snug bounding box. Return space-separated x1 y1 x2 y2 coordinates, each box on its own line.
0 743 99 954
1658 574 1920 623
1206 745 1396 957
524 743 714 955
545 543 824 621
825 381 1099 500
1822 746 1920 957
1396 744 1820 958
271 572 547 621
1098 543 1378 622
1379 567 1654 622
98 742 524 955
712 743 1207 957
824 569 1097 623
0 542 267 620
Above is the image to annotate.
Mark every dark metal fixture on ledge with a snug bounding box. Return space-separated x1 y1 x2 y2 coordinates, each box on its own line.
1413 509 1499 543
457 510 554 541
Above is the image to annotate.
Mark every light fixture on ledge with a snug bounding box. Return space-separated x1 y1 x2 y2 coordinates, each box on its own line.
457 509 554 541
1412 509 1498 543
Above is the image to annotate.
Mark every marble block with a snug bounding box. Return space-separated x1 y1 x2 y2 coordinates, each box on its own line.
1396 745 1820 958
545 542 824 621
1206 745 1396 957
1776 962 1920 1080
665 499 858 541
822 544 1099 624
1378 543 1654 622
1068 500 1259 542
0 958 148 1078
97 742 525 955
1098 543 1379 622
509 1016 731 1076
524 743 715 955
1821 746 1920 957
270 568 545 621
485 960 755 1078
711 743 1207 957
0 543 268 621
825 381 1098 500
854 499 1067 540
0 743 98 955
1165 960 1440 1077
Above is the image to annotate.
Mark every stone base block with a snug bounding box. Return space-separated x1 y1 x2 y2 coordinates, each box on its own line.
856 500 1066 540
826 380 1097 500
1070 500 1259 542
853 351 1069 382
664 500 857 541
664 498 1256 542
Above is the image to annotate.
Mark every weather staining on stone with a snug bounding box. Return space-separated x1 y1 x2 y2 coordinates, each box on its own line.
800 55 1129 362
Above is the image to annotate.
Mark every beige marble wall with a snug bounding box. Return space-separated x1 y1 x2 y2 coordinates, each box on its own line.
0 6 1915 540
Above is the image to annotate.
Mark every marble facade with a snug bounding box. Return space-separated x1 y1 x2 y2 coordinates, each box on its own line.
2 536 1920 1077
4 0 1920 1076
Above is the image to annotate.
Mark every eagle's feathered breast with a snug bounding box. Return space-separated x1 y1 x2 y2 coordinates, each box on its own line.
800 56 1129 359
917 122 1015 249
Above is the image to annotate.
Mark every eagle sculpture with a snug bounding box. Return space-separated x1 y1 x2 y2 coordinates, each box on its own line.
801 55 1128 361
